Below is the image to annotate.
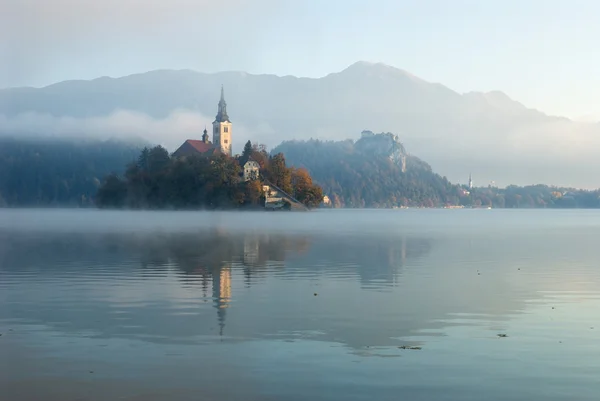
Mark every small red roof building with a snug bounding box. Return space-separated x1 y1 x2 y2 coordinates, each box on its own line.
173 139 219 158
172 126 221 158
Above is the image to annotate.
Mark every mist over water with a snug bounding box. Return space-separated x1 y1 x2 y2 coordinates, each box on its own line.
3 208 599 235
1 209 600 400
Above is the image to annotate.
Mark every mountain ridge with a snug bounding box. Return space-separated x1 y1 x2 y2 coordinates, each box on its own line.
1 61 598 188
0 62 555 118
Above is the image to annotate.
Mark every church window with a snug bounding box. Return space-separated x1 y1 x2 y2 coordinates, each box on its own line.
224 127 228 133
224 140 228 144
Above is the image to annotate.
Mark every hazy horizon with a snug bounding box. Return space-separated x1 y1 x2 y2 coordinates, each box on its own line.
2 0 600 120
1 62 600 189
2 0 600 189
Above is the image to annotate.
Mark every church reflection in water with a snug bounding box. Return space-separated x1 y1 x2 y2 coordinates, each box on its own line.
5 221 598 355
128 229 433 337
0 227 434 342
150 231 314 336
172 259 234 336
214 265 231 336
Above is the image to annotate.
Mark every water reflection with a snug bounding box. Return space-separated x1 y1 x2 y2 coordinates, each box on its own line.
2 210 600 401
3 218 600 349
0 228 435 346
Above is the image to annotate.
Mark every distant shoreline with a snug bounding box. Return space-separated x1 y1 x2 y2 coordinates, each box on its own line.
2 205 600 211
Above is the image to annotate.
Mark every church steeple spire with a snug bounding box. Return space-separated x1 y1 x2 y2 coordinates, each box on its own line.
212 86 233 156
215 84 230 123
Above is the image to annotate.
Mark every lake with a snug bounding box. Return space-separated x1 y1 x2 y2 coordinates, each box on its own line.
1 209 599 401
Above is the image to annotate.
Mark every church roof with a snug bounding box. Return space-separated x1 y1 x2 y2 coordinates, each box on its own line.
185 139 213 153
173 140 218 158
185 140 214 153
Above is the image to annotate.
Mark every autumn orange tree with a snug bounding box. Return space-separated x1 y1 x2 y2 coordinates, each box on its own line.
291 168 323 208
244 180 264 205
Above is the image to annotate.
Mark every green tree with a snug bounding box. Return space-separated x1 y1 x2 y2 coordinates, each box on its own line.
267 153 293 193
240 140 253 165
250 143 270 170
96 174 128 208
94 144 315 210
0 137 139 207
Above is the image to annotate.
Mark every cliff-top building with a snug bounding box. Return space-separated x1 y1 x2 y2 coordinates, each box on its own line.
173 86 233 158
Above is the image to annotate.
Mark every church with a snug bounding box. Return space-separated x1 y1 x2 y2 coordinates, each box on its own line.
172 86 263 184
171 87 310 210
173 85 233 158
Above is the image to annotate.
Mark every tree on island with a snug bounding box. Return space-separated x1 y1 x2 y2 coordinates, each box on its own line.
239 140 253 166
95 143 323 210
291 168 323 209
3 136 600 209
266 153 293 194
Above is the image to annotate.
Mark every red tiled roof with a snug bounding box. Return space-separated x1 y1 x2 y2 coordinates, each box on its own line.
185 140 214 153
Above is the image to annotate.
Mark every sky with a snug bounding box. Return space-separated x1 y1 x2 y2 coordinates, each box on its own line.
1 0 599 120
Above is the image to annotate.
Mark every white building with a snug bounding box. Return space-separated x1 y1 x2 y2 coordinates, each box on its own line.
243 160 260 181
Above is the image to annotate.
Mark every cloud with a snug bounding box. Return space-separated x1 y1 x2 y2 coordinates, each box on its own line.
402 117 600 188
505 120 600 159
0 109 274 154
1 108 599 188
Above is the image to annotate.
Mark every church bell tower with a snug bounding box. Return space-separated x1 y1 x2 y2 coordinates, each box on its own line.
212 85 232 156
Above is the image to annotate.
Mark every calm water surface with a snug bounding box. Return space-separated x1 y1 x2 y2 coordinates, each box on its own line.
1 209 599 400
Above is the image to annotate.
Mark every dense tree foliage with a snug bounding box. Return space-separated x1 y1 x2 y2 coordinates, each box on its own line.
3 136 597 210
273 138 600 209
244 143 323 209
95 143 323 210
273 139 457 208
0 137 140 207
291 168 324 209
466 185 600 209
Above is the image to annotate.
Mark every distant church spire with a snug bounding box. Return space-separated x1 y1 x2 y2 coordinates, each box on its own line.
215 84 230 123
468 173 473 189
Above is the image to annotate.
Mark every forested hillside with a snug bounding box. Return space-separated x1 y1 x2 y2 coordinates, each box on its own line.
2 61 598 187
466 185 600 209
273 136 461 208
0 138 141 207
1 135 598 209
273 135 600 209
